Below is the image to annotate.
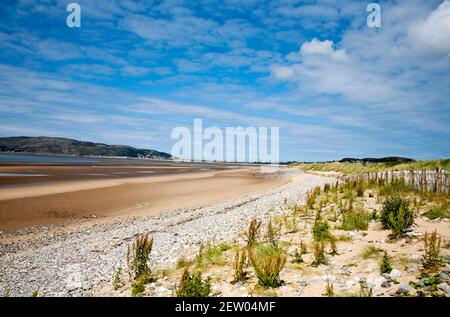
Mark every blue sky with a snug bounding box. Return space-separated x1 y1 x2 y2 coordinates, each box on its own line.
0 0 449 162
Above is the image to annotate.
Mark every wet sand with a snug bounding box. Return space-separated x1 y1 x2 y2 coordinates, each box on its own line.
0 164 287 231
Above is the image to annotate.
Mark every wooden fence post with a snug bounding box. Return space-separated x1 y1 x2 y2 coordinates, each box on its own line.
421 168 427 191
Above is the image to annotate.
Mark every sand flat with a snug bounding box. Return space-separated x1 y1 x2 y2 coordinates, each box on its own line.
0 167 287 231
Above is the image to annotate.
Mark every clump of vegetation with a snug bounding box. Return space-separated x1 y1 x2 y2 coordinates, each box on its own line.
378 180 413 197
324 281 334 297
311 242 327 267
195 242 230 270
423 204 450 220
176 257 193 270
379 251 392 274
127 233 154 281
422 230 442 272
380 196 415 239
355 183 365 197
112 267 124 290
292 240 308 263
244 218 261 247
306 186 321 210
175 268 211 297
291 249 304 264
131 276 146 297
312 219 330 241
231 245 248 284
340 210 370 231
249 244 287 288
361 245 383 260
410 273 446 296
329 236 338 256
290 159 450 176
284 216 298 233
264 218 278 246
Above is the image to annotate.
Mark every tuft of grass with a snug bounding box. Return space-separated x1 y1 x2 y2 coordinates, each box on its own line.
423 204 450 220
231 245 248 284
379 251 392 274
422 230 442 272
378 180 413 197
311 242 327 267
291 249 304 264
361 245 383 260
249 244 287 288
131 276 146 297
175 268 212 297
340 210 370 231
176 257 193 270
195 242 228 270
291 240 308 264
127 233 153 280
337 234 352 242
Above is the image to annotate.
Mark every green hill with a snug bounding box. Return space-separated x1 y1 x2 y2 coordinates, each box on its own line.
0 136 171 159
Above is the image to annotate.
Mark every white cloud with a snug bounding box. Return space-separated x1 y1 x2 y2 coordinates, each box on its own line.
300 38 351 63
270 65 294 80
409 0 450 55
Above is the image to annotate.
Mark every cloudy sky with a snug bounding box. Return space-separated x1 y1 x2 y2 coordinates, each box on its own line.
0 0 449 161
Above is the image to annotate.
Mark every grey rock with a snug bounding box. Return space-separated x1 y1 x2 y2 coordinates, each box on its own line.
397 284 415 294
439 273 449 281
438 283 450 294
389 269 402 281
296 277 308 287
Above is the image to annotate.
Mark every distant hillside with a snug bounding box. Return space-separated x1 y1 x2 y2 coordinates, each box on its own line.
0 136 171 159
339 157 414 163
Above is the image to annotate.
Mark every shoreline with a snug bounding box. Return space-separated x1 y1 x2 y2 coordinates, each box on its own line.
0 167 286 232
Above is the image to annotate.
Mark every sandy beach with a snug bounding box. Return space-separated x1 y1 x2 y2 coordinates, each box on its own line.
0 164 286 231
0 169 331 297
